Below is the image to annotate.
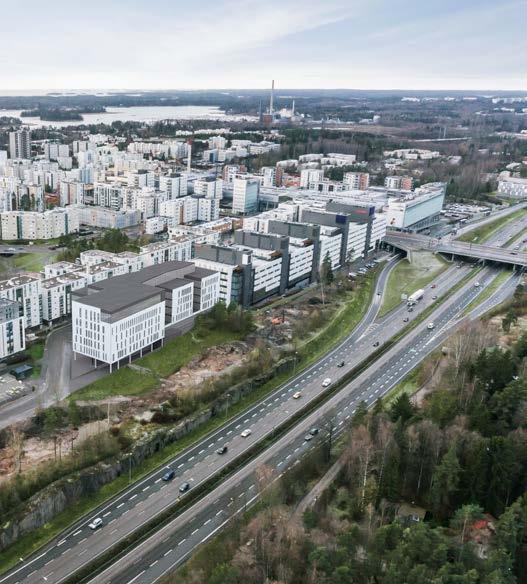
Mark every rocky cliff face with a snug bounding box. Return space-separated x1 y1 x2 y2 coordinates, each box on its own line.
0 356 294 552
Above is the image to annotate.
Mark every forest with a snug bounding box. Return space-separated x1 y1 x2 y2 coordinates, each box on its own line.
174 292 527 584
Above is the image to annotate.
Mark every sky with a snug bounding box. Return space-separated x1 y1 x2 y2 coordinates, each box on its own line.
0 0 526 91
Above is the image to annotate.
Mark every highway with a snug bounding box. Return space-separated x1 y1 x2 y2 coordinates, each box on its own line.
1 214 523 584
95 267 518 584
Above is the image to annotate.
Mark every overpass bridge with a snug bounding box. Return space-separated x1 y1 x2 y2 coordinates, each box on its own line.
384 232 527 269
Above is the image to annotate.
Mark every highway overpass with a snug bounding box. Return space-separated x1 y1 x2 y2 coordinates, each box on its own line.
384 231 527 268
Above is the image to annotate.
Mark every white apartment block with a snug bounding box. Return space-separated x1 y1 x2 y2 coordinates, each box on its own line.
300 168 324 189
344 172 370 190
9 130 31 160
41 272 87 323
346 222 368 261
145 216 167 234
93 183 123 210
0 208 79 241
232 176 259 214
73 205 141 229
159 174 188 198
193 177 223 199
0 274 42 329
197 197 220 222
0 299 25 359
127 170 155 189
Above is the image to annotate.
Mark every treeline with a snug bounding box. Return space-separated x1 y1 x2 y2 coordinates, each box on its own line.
56 229 140 262
175 318 527 584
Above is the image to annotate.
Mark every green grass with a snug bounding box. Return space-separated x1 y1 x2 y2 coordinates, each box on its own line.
379 252 447 317
462 270 512 316
458 209 527 244
0 251 57 274
69 327 244 402
0 271 382 574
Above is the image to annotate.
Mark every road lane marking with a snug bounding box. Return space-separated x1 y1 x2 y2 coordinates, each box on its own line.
164 549 172 557
73 530 82 536
102 511 111 517
129 494 137 500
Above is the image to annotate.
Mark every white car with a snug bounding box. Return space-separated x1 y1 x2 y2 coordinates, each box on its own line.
474 282 480 288
322 378 331 387
88 517 103 530
241 429 252 438
293 391 302 399
427 322 435 330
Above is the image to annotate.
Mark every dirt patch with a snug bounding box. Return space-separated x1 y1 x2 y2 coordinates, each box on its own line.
0 420 110 484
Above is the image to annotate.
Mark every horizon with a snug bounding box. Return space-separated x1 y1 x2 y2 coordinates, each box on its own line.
1 0 526 91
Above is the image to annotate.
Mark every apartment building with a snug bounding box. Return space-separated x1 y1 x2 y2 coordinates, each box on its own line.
0 274 42 329
73 205 141 228
159 173 188 198
0 208 79 241
0 299 25 359
343 172 370 190
300 168 324 189
498 177 527 198
72 261 219 369
232 176 259 214
193 177 223 199
9 130 31 159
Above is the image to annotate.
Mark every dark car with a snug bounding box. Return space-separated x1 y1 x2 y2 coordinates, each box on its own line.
403 317 409 322
216 445 228 455
179 482 190 493
407 307 414 312
309 427 319 436
162 469 175 482
373 341 380 347
337 360 345 367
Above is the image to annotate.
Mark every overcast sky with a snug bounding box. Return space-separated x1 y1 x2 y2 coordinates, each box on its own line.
1 0 526 91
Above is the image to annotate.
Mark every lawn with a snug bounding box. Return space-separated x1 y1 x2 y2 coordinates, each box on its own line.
457 209 527 244
69 326 244 401
0 251 57 274
379 252 447 317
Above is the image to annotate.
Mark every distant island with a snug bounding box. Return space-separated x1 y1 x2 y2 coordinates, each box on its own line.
20 106 106 121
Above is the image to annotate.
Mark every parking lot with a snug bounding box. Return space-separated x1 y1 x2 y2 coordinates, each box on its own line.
0 372 33 406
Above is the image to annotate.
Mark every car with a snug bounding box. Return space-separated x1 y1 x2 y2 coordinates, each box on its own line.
431 284 436 289
427 322 435 330
373 341 380 347
337 360 345 367
309 427 319 436
514 245 520 250
322 378 331 387
88 517 103 530
179 482 190 493
162 469 175 481
216 445 228 455
403 317 409 322
474 282 480 288
511 252 518 256
377 291 381 296
241 429 252 438
432 295 438 299
304 434 313 441
293 391 302 399
407 307 414 312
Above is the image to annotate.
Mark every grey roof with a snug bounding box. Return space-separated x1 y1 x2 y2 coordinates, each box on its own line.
72 261 209 315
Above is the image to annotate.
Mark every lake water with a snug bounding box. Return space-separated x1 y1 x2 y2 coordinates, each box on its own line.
0 105 256 128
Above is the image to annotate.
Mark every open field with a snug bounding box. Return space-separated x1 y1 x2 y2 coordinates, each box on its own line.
379 252 447 316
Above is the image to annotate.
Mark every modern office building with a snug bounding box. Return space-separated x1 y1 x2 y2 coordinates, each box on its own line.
72 261 219 369
386 182 446 231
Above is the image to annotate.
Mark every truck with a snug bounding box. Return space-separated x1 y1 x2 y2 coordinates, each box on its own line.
407 289 425 306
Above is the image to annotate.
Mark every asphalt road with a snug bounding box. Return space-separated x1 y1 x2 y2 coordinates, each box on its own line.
1 214 523 584
97 267 517 584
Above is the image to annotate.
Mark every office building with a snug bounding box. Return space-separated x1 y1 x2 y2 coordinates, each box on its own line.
72 261 219 369
386 182 446 232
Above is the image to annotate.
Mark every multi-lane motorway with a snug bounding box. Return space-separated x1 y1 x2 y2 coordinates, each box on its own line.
1 215 525 584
